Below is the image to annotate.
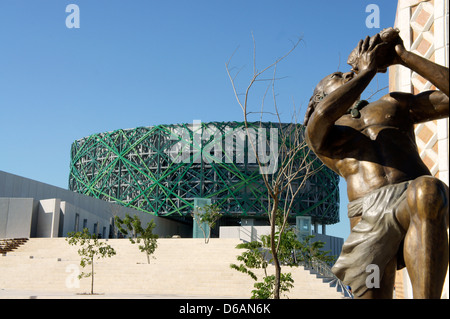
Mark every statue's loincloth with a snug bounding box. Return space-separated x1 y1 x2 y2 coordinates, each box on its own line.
331 181 410 297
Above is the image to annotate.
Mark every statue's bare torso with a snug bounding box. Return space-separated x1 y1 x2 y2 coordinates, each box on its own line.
316 94 431 202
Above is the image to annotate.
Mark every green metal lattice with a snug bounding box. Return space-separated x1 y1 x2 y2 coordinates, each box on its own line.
68 122 340 224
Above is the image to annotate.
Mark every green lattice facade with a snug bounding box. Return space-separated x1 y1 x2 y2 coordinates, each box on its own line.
68 122 339 224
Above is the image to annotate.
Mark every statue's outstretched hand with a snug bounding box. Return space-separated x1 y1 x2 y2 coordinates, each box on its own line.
351 35 388 73
348 28 403 74
379 28 406 68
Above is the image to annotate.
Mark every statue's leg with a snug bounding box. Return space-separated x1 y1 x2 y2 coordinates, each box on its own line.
396 176 449 299
356 257 397 299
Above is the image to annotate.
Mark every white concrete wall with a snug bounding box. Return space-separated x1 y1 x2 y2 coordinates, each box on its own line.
60 200 115 238
0 170 191 239
0 198 37 238
219 225 271 242
36 199 60 238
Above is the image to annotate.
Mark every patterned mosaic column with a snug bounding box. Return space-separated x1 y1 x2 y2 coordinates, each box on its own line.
410 1 449 184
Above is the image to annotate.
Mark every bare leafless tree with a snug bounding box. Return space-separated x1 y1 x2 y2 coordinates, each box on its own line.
226 33 322 299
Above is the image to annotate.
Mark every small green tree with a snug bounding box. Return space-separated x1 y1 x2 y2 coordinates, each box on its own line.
192 203 222 244
252 273 294 299
230 216 335 299
114 214 159 264
296 234 335 266
272 213 335 267
230 239 294 299
66 228 116 294
230 241 268 281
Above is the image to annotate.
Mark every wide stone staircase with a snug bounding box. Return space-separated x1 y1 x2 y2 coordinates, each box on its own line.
0 238 346 298
0 238 28 254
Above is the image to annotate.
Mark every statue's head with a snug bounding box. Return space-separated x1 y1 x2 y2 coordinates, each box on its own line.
303 71 354 126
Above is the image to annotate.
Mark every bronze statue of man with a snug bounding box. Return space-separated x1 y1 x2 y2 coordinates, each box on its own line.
304 28 449 299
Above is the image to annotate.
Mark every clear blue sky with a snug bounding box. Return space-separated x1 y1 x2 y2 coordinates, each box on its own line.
0 0 399 239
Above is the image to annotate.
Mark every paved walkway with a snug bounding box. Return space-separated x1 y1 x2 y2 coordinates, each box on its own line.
0 288 240 299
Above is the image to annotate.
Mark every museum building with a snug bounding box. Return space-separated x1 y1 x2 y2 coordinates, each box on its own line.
1 121 343 257
68 122 340 234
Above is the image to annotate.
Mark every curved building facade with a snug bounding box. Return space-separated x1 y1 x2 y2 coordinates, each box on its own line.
68 122 340 225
